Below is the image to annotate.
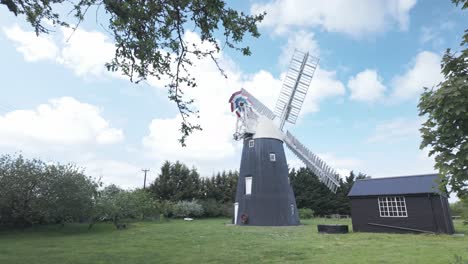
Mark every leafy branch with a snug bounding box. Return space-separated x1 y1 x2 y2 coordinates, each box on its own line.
1 0 265 145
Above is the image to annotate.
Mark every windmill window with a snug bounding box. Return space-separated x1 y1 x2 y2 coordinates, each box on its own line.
269 153 276 162
290 204 295 215
378 196 407 217
245 177 252 195
249 140 254 148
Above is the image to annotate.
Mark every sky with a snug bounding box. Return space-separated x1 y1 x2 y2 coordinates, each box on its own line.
0 0 466 196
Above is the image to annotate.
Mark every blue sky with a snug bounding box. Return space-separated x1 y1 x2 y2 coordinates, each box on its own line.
0 0 466 195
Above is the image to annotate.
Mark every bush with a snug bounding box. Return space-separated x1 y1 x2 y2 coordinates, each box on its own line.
298 208 314 219
158 200 175 219
221 203 234 218
199 199 235 218
173 201 204 218
451 199 468 219
92 186 161 226
200 199 223 217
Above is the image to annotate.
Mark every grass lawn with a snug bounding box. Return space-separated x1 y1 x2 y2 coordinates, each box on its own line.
0 218 467 264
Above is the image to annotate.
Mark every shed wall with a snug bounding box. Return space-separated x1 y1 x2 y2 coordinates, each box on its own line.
350 194 454 234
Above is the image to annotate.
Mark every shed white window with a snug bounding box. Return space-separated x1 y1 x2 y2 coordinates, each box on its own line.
248 140 254 148
269 153 276 162
378 196 407 217
245 177 252 195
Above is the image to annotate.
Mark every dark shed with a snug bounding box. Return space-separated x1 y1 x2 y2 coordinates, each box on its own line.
348 174 454 234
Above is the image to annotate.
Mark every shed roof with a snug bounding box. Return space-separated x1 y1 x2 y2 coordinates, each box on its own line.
348 174 443 197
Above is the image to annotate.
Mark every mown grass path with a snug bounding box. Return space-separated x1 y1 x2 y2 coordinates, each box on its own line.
0 218 467 263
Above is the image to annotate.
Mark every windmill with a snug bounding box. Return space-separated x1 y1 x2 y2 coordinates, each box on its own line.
229 50 340 226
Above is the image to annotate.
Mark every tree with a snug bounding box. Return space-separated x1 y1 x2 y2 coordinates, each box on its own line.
200 170 238 203
0 154 99 227
289 168 338 216
289 168 366 216
41 163 99 225
418 0 467 198
1 0 265 145
450 198 468 218
149 161 201 201
91 185 161 228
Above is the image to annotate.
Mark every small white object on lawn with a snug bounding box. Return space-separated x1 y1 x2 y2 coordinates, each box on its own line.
184 218 193 221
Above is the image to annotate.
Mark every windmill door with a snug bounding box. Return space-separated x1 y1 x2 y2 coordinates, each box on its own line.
234 203 239 224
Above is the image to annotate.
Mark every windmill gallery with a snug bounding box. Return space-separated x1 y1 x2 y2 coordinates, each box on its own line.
227 50 454 234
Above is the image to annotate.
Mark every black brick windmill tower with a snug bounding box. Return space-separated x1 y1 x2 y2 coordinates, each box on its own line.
229 50 341 226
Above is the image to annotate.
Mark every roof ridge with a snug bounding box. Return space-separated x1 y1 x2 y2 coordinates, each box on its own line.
357 173 438 181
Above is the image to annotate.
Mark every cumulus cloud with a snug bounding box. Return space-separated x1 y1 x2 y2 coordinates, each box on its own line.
3 24 117 78
82 159 142 189
391 51 443 100
251 0 417 36
3 24 58 61
303 68 346 113
275 31 344 115
3 25 348 178
279 30 320 67
310 152 363 178
142 31 346 175
57 27 116 77
0 97 123 150
348 69 386 102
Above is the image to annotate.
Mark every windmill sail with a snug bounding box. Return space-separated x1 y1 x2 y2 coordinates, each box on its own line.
240 88 276 120
284 130 340 193
275 50 319 130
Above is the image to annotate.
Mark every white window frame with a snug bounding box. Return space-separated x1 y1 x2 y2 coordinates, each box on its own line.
248 140 254 148
378 196 408 217
245 177 252 195
269 153 276 162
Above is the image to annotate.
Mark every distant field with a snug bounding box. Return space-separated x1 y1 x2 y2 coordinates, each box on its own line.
0 218 467 264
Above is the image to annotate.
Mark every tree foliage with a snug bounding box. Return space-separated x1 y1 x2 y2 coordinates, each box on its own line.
289 168 366 216
0 0 265 145
172 200 203 218
418 0 468 197
200 170 238 203
0 154 99 227
91 185 160 227
450 198 468 218
149 161 201 201
0 154 365 228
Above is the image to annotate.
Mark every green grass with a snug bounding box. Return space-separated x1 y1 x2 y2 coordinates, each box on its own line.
0 219 467 264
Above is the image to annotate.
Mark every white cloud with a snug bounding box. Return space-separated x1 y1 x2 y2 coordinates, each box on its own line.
318 152 362 178
251 0 417 36
3 24 58 62
142 32 240 174
303 68 346 113
274 31 344 115
391 51 443 100
82 159 142 189
57 27 116 77
348 69 386 102
3 24 117 78
367 118 421 143
242 70 283 110
279 31 319 66
0 97 123 150
142 31 345 175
